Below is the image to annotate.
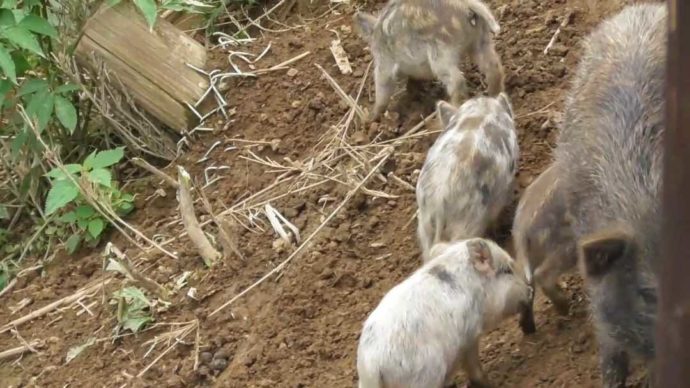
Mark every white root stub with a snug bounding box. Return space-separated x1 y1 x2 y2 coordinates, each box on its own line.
177 166 222 266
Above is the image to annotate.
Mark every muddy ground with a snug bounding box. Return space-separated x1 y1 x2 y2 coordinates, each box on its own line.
0 0 652 387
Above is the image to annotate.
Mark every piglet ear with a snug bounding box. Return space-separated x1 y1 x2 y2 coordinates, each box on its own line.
580 226 636 278
436 100 457 128
468 239 494 276
353 12 377 38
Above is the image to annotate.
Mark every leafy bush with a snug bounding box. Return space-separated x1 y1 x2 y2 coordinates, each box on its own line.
44 147 134 253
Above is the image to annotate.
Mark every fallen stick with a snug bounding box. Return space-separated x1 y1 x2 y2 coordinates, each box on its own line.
177 166 222 267
255 51 311 74
209 147 394 317
0 340 42 361
0 279 111 333
131 158 179 189
0 278 17 299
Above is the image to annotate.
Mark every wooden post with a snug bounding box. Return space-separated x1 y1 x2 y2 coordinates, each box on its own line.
657 0 690 386
75 2 209 133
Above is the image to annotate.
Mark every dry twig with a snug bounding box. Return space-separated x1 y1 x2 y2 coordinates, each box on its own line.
209 147 394 317
131 158 179 189
0 340 42 361
0 279 112 333
177 166 222 266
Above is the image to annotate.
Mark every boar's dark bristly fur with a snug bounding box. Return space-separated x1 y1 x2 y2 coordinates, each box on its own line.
554 3 666 387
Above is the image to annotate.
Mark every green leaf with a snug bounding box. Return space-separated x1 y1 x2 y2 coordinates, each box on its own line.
117 286 151 305
54 95 77 133
0 9 15 26
10 129 27 156
65 233 81 254
84 147 125 169
45 164 81 180
3 26 44 57
0 78 11 107
10 51 29 77
17 78 48 97
87 218 105 239
25 90 53 131
0 44 16 84
58 211 77 223
117 201 134 215
75 205 95 219
45 180 79 215
54 83 80 94
1 1 18 9
0 204 8 219
88 168 112 187
82 150 96 170
106 0 123 6
133 0 157 28
77 217 88 229
17 14 57 37
122 316 153 333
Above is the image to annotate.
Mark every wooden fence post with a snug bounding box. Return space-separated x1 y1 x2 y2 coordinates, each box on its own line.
657 0 690 386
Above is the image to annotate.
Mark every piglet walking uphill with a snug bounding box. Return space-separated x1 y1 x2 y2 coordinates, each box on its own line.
353 0 504 121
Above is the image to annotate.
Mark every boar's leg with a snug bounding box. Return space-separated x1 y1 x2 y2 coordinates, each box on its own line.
472 40 504 97
534 255 570 315
462 340 491 388
430 52 468 106
518 296 537 334
370 61 396 121
599 338 629 388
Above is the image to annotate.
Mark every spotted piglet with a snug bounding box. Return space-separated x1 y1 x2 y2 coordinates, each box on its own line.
357 238 532 388
353 0 504 121
416 93 518 262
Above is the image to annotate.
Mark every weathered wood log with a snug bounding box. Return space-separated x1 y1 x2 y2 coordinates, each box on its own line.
75 2 209 133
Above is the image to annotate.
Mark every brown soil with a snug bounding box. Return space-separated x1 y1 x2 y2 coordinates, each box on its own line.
1 0 650 387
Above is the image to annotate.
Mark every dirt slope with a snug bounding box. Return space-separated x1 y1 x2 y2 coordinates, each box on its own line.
0 0 650 387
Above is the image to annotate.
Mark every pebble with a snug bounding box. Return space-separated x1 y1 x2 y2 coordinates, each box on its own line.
287 68 299 77
210 358 228 371
199 351 213 364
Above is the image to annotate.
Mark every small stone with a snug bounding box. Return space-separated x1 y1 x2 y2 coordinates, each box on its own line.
210 358 228 371
197 365 211 377
214 348 231 360
287 68 299 77
199 352 213 364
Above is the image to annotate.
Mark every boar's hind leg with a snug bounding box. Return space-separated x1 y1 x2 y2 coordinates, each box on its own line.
370 61 396 121
430 52 468 106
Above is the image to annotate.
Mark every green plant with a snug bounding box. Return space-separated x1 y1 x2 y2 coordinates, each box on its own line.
106 0 215 28
44 147 134 253
112 286 154 334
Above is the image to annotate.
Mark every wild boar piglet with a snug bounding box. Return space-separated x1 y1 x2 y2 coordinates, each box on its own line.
416 93 517 262
357 238 532 388
353 0 505 121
